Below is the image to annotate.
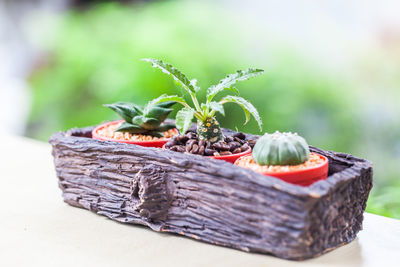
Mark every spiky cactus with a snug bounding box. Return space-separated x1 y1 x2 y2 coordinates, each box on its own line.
104 100 176 137
197 117 223 143
142 58 263 142
252 131 310 166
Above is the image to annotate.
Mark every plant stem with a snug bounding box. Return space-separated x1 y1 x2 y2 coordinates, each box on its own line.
194 111 206 121
174 101 194 110
189 92 202 112
209 110 216 117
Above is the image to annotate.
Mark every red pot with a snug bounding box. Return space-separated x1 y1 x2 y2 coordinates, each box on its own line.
162 144 252 163
92 120 178 148
234 153 329 186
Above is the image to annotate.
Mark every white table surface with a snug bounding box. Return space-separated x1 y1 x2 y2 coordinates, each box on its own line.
1 133 399 267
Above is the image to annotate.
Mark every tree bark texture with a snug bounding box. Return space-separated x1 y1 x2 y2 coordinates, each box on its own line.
49 125 373 260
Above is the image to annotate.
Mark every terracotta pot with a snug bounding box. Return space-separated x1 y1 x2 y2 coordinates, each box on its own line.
92 120 178 148
234 153 329 186
162 144 252 163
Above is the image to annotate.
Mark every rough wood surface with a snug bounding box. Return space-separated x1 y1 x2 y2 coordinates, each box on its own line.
49 125 373 260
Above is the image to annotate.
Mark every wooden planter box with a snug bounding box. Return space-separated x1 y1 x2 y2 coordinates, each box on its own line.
49 125 373 260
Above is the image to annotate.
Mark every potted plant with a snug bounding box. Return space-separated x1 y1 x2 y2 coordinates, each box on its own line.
49 58 373 260
235 131 329 186
142 58 263 162
50 124 372 260
92 100 179 147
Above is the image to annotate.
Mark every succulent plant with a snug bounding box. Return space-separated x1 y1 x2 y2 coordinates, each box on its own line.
142 58 263 143
252 131 310 166
104 100 176 137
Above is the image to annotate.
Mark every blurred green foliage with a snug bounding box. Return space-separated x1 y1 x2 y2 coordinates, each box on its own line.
28 1 400 218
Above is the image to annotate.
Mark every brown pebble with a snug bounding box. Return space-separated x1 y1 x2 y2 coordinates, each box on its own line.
165 140 174 148
187 132 197 139
198 146 205 156
186 139 197 151
233 132 246 140
232 148 242 154
212 142 221 150
240 144 250 152
187 139 197 145
198 139 205 148
228 141 241 151
185 143 191 152
171 145 184 152
177 135 189 143
205 141 211 148
176 146 185 152
234 137 245 144
191 144 199 154
212 142 230 151
224 136 234 143
205 148 216 156
221 144 230 151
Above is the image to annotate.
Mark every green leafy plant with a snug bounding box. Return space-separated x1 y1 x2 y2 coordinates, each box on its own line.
104 100 176 137
252 131 310 165
142 58 263 142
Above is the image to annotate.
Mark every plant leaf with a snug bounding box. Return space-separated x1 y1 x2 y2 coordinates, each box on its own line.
190 79 200 92
104 102 143 122
221 95 263 131
209 101 225 116
132 116 160 130
206 68 264 102
176 107 195 134
145 94 187 112
142 58 198 93
145 107 173 121
157 124 176 131
147 130 164 138
115 122 147 133
154 101 176 109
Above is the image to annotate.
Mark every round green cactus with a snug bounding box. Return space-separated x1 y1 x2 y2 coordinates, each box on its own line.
252 131 310 166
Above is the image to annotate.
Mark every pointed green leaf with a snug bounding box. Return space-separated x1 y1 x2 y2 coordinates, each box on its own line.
143 97 175 123
154 101 176 109
176 107 195 134
157 124 176 132
147 131 164 138
142 58 198 93
221 95 262 131
209 101 225 116
115 122 147 134
145 94 188 112
131 116 160 130
126 128 151 134
145 106 173 122
104 102 143 122
207 68 264 102
190 79 200 92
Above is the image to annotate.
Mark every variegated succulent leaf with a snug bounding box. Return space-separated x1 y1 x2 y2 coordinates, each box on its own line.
115 122 148 134
132 116 160 130
145 106 173 123
104 102 143 122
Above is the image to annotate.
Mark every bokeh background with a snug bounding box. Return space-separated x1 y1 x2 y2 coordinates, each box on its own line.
1 0 399 218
